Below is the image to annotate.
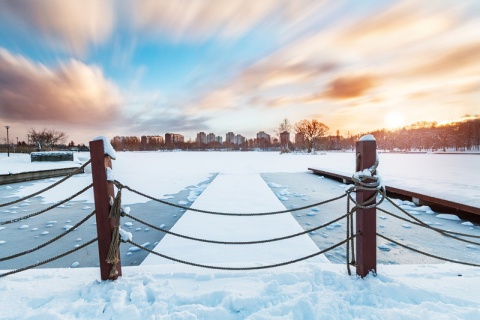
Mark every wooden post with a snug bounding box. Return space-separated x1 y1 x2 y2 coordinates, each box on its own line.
89 139 122 280
355 139 377 277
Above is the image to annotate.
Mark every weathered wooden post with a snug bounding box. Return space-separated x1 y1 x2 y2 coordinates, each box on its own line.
89 137 122 280
355 136 377 277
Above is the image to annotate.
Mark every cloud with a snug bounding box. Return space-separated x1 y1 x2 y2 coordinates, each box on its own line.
1 0 115 55
321 75 377 100
129 0 326 42
406 43 480 77
0 48 122 126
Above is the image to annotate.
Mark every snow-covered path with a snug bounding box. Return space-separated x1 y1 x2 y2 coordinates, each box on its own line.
142 173 329 266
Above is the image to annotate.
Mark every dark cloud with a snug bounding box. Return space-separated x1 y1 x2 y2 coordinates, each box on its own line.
0 49 122 127
125 113 212 135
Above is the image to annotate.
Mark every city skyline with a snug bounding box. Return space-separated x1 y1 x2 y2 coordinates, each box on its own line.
1 1 479 144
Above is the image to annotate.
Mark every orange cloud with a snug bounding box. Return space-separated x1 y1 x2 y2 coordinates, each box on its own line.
0 49 122 126
407 43 480 77
322 75 377 100
2 0 114 55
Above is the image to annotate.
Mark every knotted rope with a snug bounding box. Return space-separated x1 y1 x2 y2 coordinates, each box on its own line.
106 186 123 277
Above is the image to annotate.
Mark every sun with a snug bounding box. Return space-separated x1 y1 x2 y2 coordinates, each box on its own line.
384 112 405 129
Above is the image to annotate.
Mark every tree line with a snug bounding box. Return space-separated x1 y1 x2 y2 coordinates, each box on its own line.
359 117 480 152
5 117 478 154
110 117 480 153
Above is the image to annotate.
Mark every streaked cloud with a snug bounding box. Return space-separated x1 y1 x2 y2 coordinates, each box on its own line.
128 0 327 42
0 48 122 126
1 0 114 55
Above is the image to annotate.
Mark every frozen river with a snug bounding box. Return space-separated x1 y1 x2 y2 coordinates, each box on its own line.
0 151 479 269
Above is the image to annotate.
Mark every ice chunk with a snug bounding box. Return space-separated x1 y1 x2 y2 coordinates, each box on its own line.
378 244 391 251
71 262 80 268
436 214 461 221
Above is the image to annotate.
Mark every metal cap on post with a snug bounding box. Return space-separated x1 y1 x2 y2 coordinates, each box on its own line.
355 137 377 277
89 138 122 280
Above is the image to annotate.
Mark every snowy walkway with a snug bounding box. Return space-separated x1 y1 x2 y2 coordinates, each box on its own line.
142 173 329 266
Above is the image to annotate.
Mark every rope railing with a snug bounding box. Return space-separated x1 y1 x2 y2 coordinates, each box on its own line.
378 194 480 246
0 160 91 208
0 237 98 278
377 234 480 268
124 236 355 271
378 207 480 247
0 210 96 262
0 183 93 226
114 180 347 216
123 211 350 245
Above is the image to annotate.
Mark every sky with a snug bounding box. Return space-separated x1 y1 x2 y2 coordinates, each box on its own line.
0 0 479 144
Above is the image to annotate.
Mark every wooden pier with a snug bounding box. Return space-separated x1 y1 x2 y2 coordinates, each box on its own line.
308 167 480 220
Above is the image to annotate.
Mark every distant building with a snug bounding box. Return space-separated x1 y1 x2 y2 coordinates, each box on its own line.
165 133 184 144
215 136 223 144
207 133 216 144
141 135 164 150
256 131 270 142
280 131 290 144
226 132 235 144
295 133 305 147
256 131 271 148
196 132 207 144
234 134 245 145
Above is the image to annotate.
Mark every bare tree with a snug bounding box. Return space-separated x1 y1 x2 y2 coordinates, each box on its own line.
295 119 329 153
277 118 292 153
28 128 68 151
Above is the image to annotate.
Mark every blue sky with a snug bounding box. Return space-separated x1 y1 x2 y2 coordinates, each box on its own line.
0 0 479 144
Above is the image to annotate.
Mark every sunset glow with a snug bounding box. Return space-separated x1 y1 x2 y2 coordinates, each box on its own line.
0 0 479 143
384 112 405 130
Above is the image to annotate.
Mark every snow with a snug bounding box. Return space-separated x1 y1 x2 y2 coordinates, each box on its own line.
359 134 376 141
92 135 117 160
1 264 479 319
1 151 480 318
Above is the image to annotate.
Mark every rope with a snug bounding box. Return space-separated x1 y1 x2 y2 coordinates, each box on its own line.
0 183 93 225
379 198 480 246
115 180 347 216
0 160 91 208
377 233 480 268
105 188 122 277
123 212 349 245
109 188 122 219
106 226 120 278
0 237 98 278
345 197 356 275
0 210 95 262
126 237 355 271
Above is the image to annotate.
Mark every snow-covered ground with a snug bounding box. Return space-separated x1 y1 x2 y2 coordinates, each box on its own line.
1 151 480 319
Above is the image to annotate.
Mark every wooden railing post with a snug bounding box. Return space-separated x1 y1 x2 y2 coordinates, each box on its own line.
355 137 377 277
89 138 122 280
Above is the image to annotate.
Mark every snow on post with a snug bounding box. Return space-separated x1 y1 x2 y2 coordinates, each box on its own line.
92 136 117 160
359 134 376 142
89 138 122 280
355 137 377 278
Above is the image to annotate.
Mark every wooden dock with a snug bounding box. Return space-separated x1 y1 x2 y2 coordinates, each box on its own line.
308 167 480 220
0 167 84 185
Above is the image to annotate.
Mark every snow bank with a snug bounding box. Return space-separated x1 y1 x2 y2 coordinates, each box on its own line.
1 263 479 319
